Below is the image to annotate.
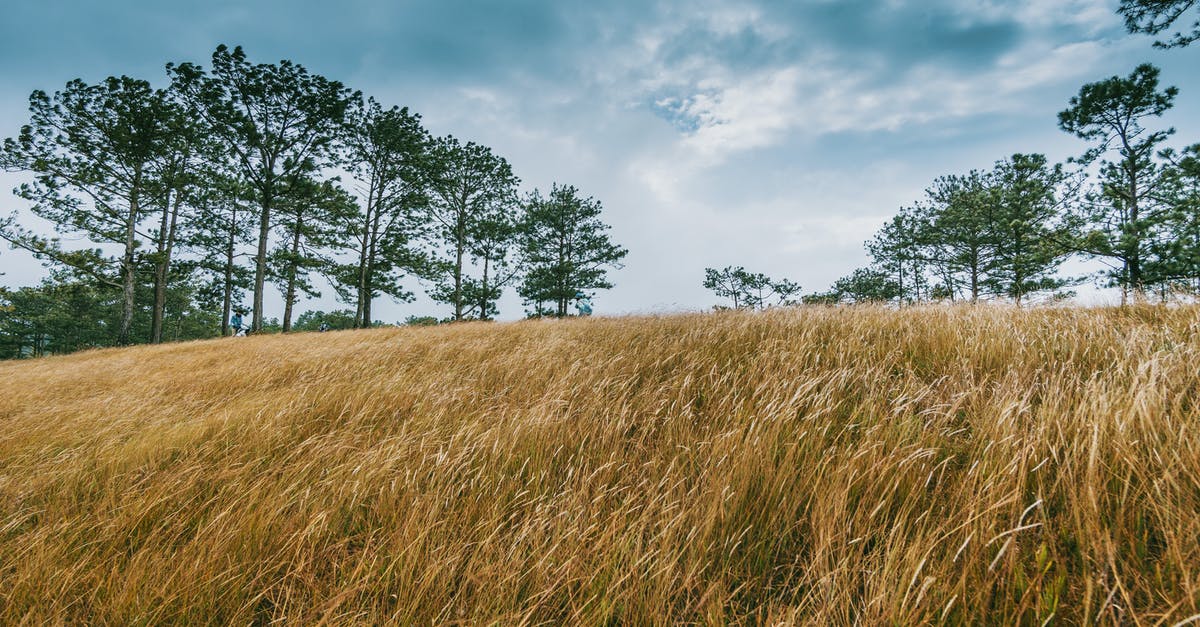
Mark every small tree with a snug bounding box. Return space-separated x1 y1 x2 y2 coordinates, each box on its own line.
293 309 357 332
704 266 752 309
185 172 255 336
337 97 428 327
703 266 801 310
269 177 358 332
830 268 901 304
519 184 628 317
867 209 928 304
922 171 999 301
985 154 1076 304
1154 144 1200 293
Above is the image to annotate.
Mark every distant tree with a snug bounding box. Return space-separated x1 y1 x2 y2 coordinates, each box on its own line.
269 177 357 332
0 279 110 358
419 136 520 320
519 184 628 317
293 309 357 332
146 90 206 343
922 171 999 301
867 208 927 304
1154 144 1200 293
703 266 801 310
985 154 1076 304
1059 64 1178 301
1119 0 1199 47
0 76 174 344
800 291 840 305
142 271 222 344
831 267 902 304
465 208 521 320
337 97 428 328
0 268 219 360
169 44 354 332
704 266 754 309
185 173 255 336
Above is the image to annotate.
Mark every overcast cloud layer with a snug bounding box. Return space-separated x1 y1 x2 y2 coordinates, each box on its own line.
2 0 1198 318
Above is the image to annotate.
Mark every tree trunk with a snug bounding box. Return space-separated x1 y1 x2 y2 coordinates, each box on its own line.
452 184 471 321
282 214 303 333
557 229 567 317
355 243 368 328
479 255 490 321
454 210 466 321
355 191 374 328
252 179 272 333
221 205 237 337
151 189 171 343
151 187 183 343
1127 168 1142 294
363 197 382 328
118 175 142 345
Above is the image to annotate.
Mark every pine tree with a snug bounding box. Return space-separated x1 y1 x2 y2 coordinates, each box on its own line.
419 136 520 320
1119 0 1200 47
337 97 428 327
518 184 627 317
169 45 354 332
1 77 175 344
1059 64 1178 301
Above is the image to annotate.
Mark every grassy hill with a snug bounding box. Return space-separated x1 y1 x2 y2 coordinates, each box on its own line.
1 306 1198 624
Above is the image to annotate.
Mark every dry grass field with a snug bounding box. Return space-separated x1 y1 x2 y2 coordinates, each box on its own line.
1 306 1199 625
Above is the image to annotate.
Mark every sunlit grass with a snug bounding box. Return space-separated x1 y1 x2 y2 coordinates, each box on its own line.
1 305 1198 624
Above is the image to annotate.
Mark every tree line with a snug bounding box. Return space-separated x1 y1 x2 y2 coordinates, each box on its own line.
804 63 1199 307
810 1 1200 307
0 45 627 358
706 0 1200 310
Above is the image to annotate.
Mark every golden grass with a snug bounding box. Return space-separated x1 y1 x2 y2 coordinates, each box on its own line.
1 306 1199 625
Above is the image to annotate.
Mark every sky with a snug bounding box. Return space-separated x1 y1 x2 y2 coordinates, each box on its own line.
1 0 1199 320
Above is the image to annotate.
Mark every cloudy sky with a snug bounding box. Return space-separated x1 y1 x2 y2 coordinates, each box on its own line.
1 0 1198 319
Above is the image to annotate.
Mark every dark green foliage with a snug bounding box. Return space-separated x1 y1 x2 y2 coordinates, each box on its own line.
185 173 255 336
805 268 900 305
0 271 219 359
1119 0 1199 47
852 155 1075 305
1153 144 1200 293
867 209 929 304
921 171 998 301
1 76 179 344
168 45 355 332
703 266 800 310
985 155 1075 303
419 136 521 320
269 177 358 332
293 309 358 332
335 97 427 327
1059 64 1178 298
518 184 628 317
0 281 110 358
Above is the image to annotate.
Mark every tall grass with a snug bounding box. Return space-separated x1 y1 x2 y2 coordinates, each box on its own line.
1 306 1198 624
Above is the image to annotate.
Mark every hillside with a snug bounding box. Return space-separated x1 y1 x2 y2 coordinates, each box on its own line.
1 307 1199 624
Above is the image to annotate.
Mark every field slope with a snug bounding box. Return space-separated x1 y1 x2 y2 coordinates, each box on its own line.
1 307 1199 624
